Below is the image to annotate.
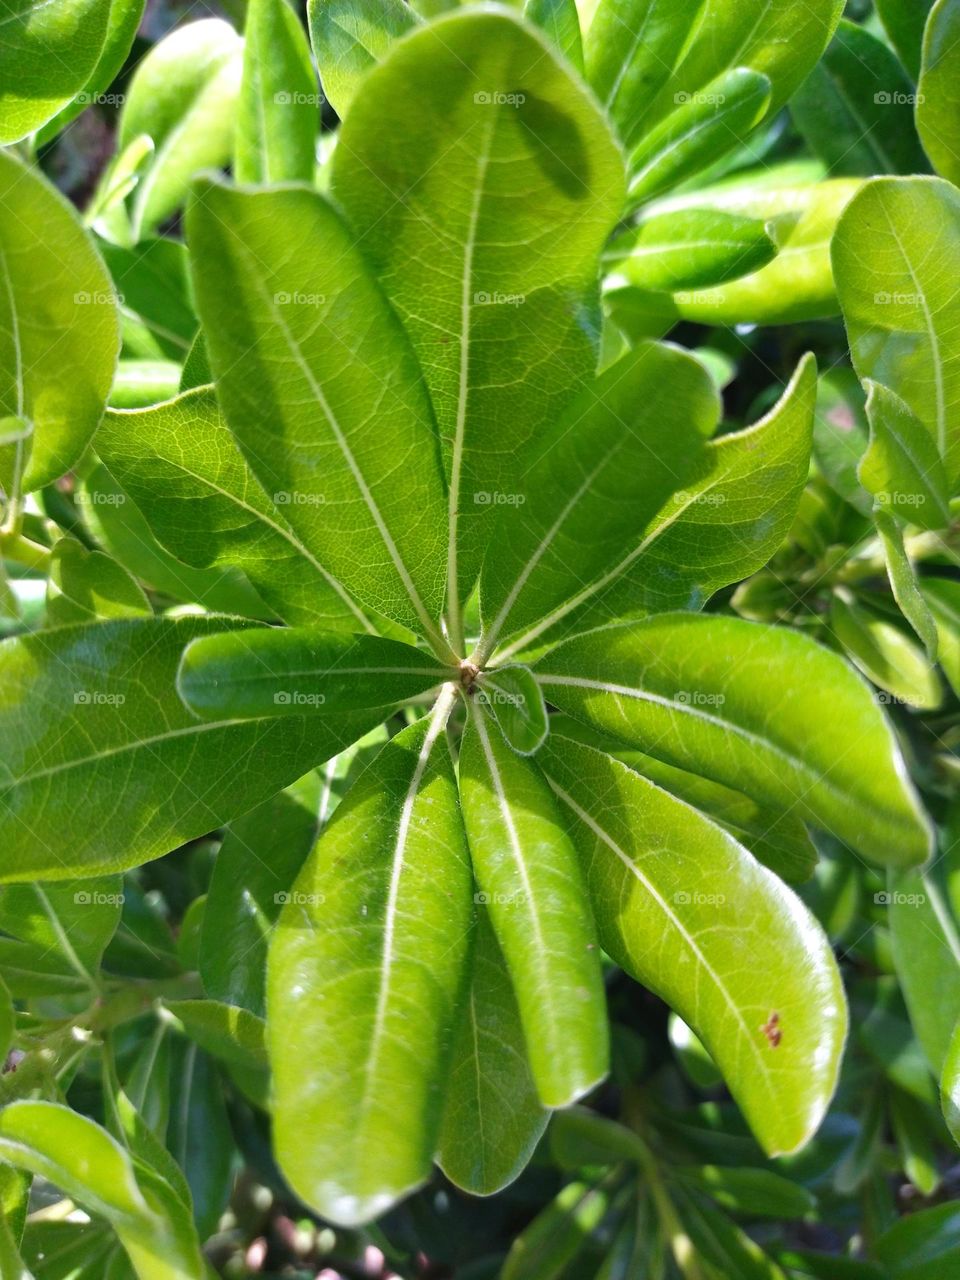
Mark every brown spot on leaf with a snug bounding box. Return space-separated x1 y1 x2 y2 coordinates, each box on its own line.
761 1011 782 1048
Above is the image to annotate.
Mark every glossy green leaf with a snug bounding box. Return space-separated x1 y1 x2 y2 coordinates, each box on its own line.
268 708 473 1225
0 617 384 881
501 1177 611 1280
187 179 451 650
876 1202 960 1279
0 0 112 142
605 208 776 293
918 0 960 186
628 69 772 209
502 355 815 658
540 736 846 1156
537 613 933 866
330 8 626 641
583 0 705 148
178 627 451 722
459 705 607 1108
829 592 941 712
874 509 939 660
791 21 928 178
888 866 960 1075
662 178 859 325
0 149 120 493
476 342 718 659
164 1000 266 1074
236 0 317 184
98 389 374 632
476 665 549 757
813 368 872 514
941 1020 960 1146
47 540 150 626
860 382 951 530
119 19 244 239
307 0 418 118
0 877 121 984
199 775 320 1016
876 0 936 79
524 0 582 69
833 177 960 486
0 1101 204 1279
437 910 548 1195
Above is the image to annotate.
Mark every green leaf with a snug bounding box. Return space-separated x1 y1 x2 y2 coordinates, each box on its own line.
0 973 12 1065
37 0 146 144
923 577 960 698
537 613 933 867
186 179 451 650
672 1185 787 1280
501 1177 611 1280
677 1165 815 1220
164 1041 232 1240
860 382 951 531
0 617 385 881
829 592 941 712
832 176 960 487
236 0 318 184
330 8 626 644
583 0 705 148
0 149 120 493
267 707 473 1225
109 362 182 410
549 1105 649 1168
97 237 197 363
0 1212 30 1280
627 69 772 209
199 777 320 1016
918 0 960 185
437 911 548 1195
605 208 776 293
941 1020 960 1145
476 665 549 757
876 1202 960 1279
164 1000 266 1074
888 866 960 1075
524 0 583 69
178 627 452 722
0 0 113 143
98 388 381 632
501 355 815 658
47 540 150 626
307 0 418 118
791 20 928 178
0 1101 205 1279
539 736 846 1156
876 0 936 79
874 508 939 660
889 1085 941 1196
813 368 872 515
458 705 607 1108
476 342 718 659
662 177 860 325
119 19 244 239
0 878 122 984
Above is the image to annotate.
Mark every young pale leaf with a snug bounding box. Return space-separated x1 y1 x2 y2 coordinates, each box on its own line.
540 737 846 1156
437 911 548 1195
874 510 939 661
178 627 452 721
860 382 951 531
605 208 776 293
918 0 960 186
458 706 608 1108
119 19 243 239
627 69 772 209
98 389 375 632
524 0 583 69
199 777 320 1015
876 0 936 79
476 666 549 757
0 1101 205 1280
888 867 960 1075
0 617 384 881
661 178 860 325
583 0 705 148
268 707 473 1226
477 341 718 658
829 592 941 712
0 0 112 142
790 21 928 178
47 540 151 626
187 179 451 650
307 0 418 118
330 8 626 641
236 0 317 184
833 177 960 486
0 150 120 493
502 355 815 659
537 613 933 866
